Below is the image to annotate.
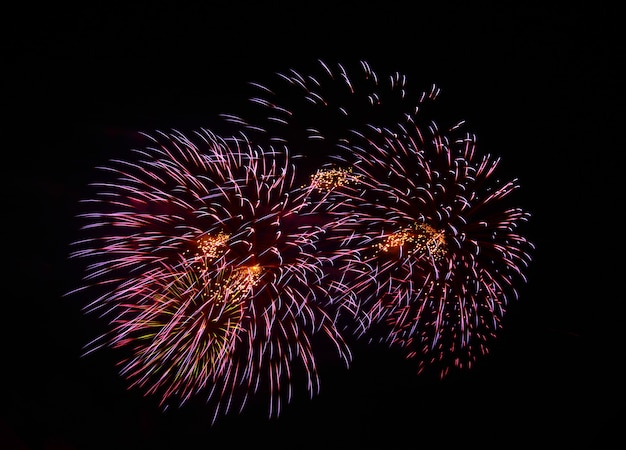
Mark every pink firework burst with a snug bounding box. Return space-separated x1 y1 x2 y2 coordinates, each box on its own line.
68 60 535 423
316 100 534 376
68 128 351 423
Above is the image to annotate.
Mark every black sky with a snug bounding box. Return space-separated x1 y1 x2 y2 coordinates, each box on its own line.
2 2 621 449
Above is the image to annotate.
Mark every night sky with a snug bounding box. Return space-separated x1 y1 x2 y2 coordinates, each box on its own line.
3 3 620 449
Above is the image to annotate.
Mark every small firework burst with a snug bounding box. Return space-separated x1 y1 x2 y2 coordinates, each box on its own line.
68 128 351 422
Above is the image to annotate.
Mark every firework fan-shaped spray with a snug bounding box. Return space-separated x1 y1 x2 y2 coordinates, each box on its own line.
317 101 534 376
67 128 351 423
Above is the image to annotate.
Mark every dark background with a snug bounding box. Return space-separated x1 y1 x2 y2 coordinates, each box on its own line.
2 2 620 449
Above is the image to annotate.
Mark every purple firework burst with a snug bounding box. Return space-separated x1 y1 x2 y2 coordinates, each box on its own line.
316 106 534 376
68 59 535 422
68 128 351 423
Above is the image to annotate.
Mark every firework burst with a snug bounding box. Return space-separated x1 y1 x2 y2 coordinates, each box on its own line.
69 59 534 421
68 128 352 422
315 108 534 376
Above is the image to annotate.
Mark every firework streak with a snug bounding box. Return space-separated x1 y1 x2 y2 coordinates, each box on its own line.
69 60 533 422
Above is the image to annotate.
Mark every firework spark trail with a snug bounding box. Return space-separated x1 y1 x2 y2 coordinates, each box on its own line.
68 128 352 422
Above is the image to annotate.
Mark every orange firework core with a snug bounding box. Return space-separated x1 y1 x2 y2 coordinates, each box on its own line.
377 223 447 260
309 167 361 192
197 231 230 259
